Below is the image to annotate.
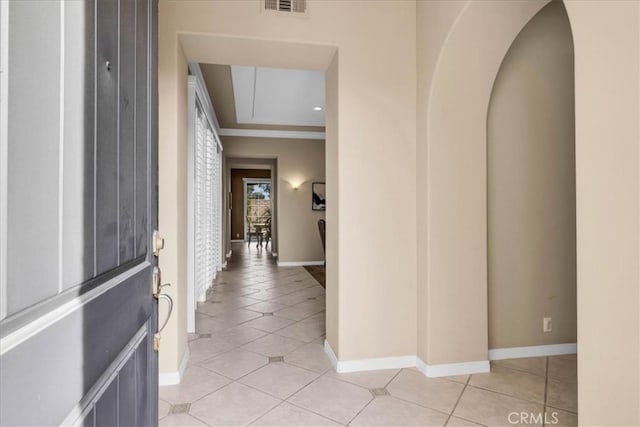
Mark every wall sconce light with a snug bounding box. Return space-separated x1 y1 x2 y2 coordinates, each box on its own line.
288 178 305 191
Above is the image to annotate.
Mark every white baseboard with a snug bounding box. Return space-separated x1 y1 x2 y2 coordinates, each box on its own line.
159 347 190 386
322 342 575 378
277 260 324 267
324 340 490 377
339 355 417 373
323 340 417 373
324 340 338 371
416 357 490 377
489 343 577 360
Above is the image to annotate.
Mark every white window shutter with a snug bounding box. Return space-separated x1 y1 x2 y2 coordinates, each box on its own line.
194 105 206 301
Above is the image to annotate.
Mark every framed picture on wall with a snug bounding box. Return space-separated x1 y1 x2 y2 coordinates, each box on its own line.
312 182 326 211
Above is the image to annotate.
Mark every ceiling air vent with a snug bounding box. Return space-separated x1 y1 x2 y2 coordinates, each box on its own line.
264 0 307 14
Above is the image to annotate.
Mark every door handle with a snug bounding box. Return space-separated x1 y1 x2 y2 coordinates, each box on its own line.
151 266 171 298
157 293 173 334
152 266 173 351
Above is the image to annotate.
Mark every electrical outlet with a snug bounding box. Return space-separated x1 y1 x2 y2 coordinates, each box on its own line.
543 317 553 333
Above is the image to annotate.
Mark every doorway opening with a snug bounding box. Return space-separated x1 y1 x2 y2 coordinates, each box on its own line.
487 0 577 417
243 178 272 245
228 168 272 244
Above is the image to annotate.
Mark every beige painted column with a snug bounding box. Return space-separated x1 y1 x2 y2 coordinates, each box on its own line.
564 1 640 425
417 0 549 371
157 3 190 378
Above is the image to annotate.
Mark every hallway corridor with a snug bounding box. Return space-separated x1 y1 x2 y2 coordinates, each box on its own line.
159 244 577 427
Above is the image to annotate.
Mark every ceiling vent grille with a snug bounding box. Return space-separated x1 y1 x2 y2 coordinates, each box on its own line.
264 0 307 14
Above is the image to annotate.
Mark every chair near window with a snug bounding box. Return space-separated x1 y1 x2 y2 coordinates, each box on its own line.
247 216 272 248
263 217 272 248
246 216 262 247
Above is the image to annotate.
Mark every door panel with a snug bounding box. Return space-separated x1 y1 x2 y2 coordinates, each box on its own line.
95 0 120 275
62 0 96 290
119 0 136 264
95 381 118 427
0 266 152 425
135 0 149 259
118 355 137 425
135 333 152 427
0 0 159 425
6 0 61 315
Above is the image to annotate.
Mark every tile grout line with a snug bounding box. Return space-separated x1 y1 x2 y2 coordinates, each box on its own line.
196 352 268 382
377 393 453 419
345 393 375 426
193 334 300 376
200 285 324 316
234 369 321 403
543 356 549 427
383 368 404 388
545 404 578 415
331 366 410 425
491 362 548 379
285 399 351 426
196 303 325 335
464 383 545 406
247 401 288 427
186 410 213 427
444 373 471 426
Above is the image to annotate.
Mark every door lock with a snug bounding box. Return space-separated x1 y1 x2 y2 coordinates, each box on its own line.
152 230 165 257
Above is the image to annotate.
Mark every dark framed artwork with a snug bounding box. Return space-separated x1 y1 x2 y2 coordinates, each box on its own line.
312 182 326 211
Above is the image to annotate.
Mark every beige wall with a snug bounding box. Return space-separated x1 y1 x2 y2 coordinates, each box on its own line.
159 0 418 374
487 1 577 349
158 37 189 374
563 1 640 425
223 138 325 263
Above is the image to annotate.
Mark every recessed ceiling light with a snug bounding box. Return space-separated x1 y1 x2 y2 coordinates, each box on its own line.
313 106 323 111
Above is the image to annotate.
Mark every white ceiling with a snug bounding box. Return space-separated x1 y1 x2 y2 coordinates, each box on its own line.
231 66 325 127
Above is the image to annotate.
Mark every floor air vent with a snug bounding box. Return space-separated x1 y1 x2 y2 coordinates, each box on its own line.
264 0 307 14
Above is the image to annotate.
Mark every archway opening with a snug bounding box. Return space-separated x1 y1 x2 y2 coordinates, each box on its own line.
487 0 577 415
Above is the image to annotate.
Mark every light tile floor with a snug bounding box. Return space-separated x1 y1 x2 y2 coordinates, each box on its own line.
160 243 578 426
